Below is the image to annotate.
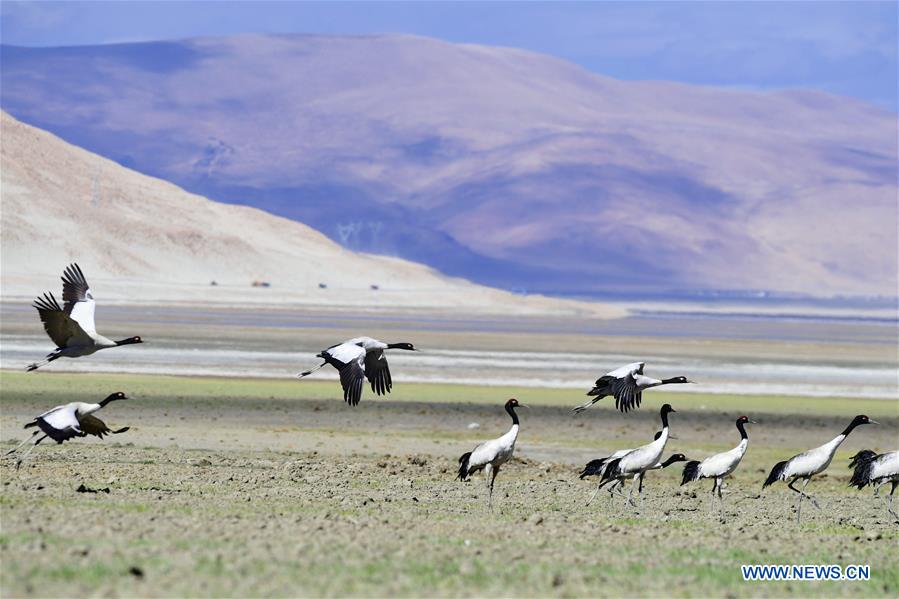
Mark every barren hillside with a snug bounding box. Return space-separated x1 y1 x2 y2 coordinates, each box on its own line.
0 112 621 317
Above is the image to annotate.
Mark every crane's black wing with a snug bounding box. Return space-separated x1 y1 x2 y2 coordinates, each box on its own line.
364 349 393 396
611 375 642 413
339 359 365 406
61 263 91 306
32 292 77 347
78 414 130 439
321 343 367 406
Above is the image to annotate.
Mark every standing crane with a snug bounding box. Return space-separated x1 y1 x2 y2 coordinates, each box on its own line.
763 415 877 522
681 416 756 518
457 398 527 510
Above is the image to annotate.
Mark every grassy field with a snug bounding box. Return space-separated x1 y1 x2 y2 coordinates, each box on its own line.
2 371 898 597
2 371 895 415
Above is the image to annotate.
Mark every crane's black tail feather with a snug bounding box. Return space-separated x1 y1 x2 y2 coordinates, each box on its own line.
600 457 623 484
848 450 877 471
848 450 878 489
457 452 472 481
681 460 701 485
763 460 788 488
579 458 607 479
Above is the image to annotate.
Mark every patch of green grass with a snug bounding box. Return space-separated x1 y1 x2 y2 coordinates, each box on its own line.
1 370 895 416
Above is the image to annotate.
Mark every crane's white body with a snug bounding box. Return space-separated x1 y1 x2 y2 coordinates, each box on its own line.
326 341 366 365
615 428 669 476
37 401 102 435
583 440 656 504
606 362 645 379
606 427 669 507
467 423 519 472
866 451 899 484
346 336 387 351
696 438 748 480
780 434 847 479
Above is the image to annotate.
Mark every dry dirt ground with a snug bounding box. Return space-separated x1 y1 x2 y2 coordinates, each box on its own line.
1 375 897 597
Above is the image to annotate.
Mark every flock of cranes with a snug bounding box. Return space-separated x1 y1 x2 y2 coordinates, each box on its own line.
5 264 898 524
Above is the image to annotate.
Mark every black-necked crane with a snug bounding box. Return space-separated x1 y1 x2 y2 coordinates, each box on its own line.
5 392 131 469
681 415 755 517
27 264 143 371
597 404 677 506
625 452 687 504
457 398 526 510
572 362 693 414
848 449 899 521
762 414 877 522
297 336 416 406
580 431 665 504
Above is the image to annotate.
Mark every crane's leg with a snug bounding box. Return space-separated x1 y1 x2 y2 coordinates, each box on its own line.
801 477 821 510
4 431 40 456
610 479 625 500
717 478 727 521
626 475 639 508
486 464 499 511
887 481 897 521
26 353 61 372
15 435 47 470
637 473 646 511
788 478 805 523
587 477 618 506
707 477 718 514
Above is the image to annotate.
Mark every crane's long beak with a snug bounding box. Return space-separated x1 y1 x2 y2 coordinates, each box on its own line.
869 419 880 425
749 419 758 424
518 404 530 409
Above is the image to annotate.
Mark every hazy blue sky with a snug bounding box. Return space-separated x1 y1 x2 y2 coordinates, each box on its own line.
1 1 896 111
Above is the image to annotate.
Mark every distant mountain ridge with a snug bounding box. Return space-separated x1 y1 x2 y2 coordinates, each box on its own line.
1 34 895 297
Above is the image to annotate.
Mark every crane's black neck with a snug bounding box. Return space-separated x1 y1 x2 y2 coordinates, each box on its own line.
661 377 681 384
660 410 670 428
841 420 862 437
736 420 748 440
660 455 680 468
506 404 519 425
386 342 414 351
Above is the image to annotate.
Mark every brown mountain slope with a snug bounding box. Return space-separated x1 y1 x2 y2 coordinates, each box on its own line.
0 112 621 317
